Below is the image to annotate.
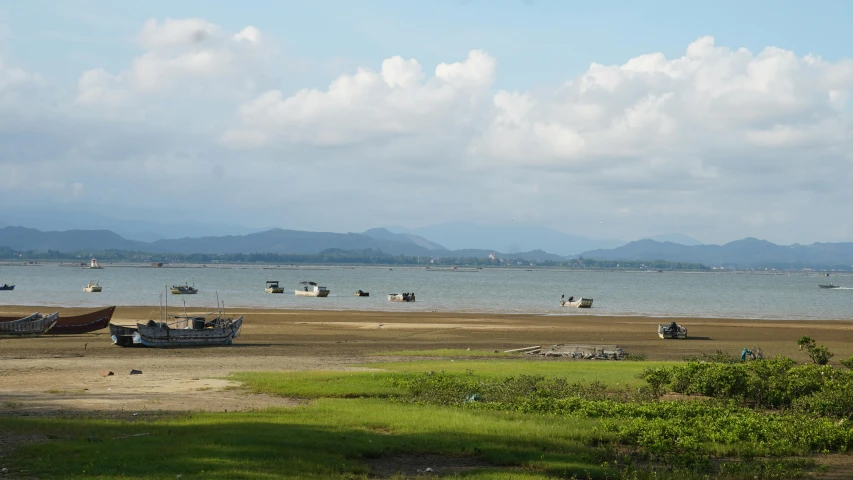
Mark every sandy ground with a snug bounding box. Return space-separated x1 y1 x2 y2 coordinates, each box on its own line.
2 306 853 417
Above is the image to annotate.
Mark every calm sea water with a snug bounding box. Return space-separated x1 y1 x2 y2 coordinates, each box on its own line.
1 264 852 320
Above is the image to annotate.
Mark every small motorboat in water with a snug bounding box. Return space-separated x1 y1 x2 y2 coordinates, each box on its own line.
354 290 370 297
296 281 330 297
560 294 593 308
819 283 841 289
84 281 102 292
388 292 415 302
265 280 284 293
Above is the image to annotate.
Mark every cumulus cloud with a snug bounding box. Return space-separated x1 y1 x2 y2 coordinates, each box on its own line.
3 21 853 244
76 18 268 107
223 49 496 147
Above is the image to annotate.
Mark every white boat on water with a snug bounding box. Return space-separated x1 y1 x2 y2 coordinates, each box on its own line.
388 292 415 302
265 280 284 294
658 322 687 339
84 281 102 293
88 258 104 269
560 295 593 308
295 281 330 297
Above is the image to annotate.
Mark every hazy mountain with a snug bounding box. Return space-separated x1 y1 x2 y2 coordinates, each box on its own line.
581 238 853 269
362 228 446 250
0 226 147 252
387 221 624 256
0 211 264 242
647 234 703 246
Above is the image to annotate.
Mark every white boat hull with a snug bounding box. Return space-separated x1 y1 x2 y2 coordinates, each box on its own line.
84 287 102 293
560 298 593 308
266 287 284 293
295 289 330 297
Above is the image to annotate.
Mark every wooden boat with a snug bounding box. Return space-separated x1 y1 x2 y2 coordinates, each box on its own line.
84 281 102 292
265 280 284 294
0 283 13 291
819 283 840 289
296 281 330 297
354 290 370 297
388 292 415 302
48 306 115 334
0 312 59 336
110 315 242 347
171 281 198 295
658 321 687 339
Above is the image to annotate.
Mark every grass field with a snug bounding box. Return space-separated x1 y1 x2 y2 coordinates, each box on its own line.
0 356 841 479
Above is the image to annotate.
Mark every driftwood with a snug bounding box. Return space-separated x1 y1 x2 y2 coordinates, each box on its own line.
503 345 541 353
112 433 150 440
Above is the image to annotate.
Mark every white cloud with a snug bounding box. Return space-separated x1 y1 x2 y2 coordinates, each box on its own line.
223 49 496 147
76 18 267 107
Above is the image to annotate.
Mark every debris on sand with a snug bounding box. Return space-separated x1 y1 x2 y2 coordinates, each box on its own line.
130 369 142 375
529 344 627 360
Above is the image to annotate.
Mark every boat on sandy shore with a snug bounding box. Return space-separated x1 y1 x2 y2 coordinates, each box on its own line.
658 321 687 339
560 295 593 308
0 312 59 336
265 280 284 294
0 306 114 334
819 283 840 289
388 292 415 302
84 281 102 292
296 281 330 297
49 306 115 334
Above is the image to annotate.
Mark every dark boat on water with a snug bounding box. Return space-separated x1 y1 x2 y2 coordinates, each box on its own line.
49 306 116 334
354 290 370 297
171 281 198 295
0 284 14 291
819 283 840 289
0 312 59 336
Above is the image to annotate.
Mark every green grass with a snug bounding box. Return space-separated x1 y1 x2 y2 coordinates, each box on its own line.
231 371 404 398
1 399 611 479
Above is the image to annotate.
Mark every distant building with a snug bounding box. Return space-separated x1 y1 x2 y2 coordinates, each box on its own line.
151 262 164 267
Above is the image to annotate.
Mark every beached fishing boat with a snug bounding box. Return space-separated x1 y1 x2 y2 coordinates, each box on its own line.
388 292 415 302
265 280 284 294
84 281 102 292
0 283 13 291
48 306 115 334
296 281 330 297
560 295 593 308
0 312 59 336
171 281 198 295
354 290 370 297
110 293 241 347
819 283 840 289
658 321 687 339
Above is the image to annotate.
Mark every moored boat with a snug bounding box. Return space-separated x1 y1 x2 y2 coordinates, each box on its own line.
171 281 198 295
0 312 59 336
560 295 593 308
84 281 102 292
658 321 687 339
354 290 370 297
296 281 330 297
265 280 284 293
819 283 840 289
388 292 415 302
0 283 14 291
87 258 104 269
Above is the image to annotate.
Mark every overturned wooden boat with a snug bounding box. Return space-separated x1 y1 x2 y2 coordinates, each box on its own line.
296 281 330 297
560 295 593 308
658 321 687 339
84 281 102 292
49 306 115 334
354 290 370 297
110 315 242 347
388 292 415 302
265 280 284 293
0 312 59 336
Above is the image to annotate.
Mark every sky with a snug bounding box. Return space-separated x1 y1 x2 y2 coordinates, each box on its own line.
1 0 852 245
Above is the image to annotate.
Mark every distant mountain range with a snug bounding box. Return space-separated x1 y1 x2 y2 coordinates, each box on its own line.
0 226 566 261
385 221 624 256
580 238 853 269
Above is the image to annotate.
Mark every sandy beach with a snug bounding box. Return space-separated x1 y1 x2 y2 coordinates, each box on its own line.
2 306 853 416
